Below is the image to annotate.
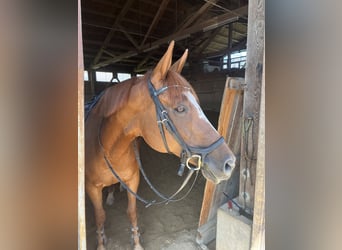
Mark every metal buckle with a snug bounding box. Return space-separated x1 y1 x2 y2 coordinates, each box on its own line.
185 154 202 171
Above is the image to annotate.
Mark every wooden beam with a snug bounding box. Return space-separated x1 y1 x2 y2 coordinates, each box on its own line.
82 9 116 19
78 0 86 248
204 0 248 21
250 46 265 250
203 37 247 58
198 182 216 227
140 0 171 47
91 0 134 66
238 0 264 210
102 49 116 58
92 5 248 69
178 0 218 31
198 77 244 230
117 23 140 50
135 53 152 71
195 27 222 56
233 29 246 36
228 23 233 69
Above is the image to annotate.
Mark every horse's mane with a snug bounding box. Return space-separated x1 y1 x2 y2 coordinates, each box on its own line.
96 70 198 117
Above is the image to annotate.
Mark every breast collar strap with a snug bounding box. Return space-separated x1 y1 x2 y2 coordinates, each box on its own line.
147 78 225 171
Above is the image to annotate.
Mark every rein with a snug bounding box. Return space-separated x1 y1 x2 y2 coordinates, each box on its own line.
98 121 199 207
93 77 225 207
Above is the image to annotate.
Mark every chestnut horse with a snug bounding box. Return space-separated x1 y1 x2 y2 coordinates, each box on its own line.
85 41 236 250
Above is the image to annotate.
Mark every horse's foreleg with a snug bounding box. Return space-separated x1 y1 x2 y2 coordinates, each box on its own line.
87 184 107 250
126 171 144 250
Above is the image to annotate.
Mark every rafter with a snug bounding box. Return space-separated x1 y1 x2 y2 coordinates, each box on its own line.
91 0 135 67
140 0 171 47
135 53 153 71
195 27 223 55
203 37 247 58
92 5 248 69
102 49 116 58
117 24 140 50
177 0 218 31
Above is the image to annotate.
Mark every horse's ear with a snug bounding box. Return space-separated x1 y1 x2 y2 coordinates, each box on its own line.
151 40 175 89
170 49 188 73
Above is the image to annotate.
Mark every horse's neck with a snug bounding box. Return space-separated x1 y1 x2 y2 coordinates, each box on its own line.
100 80 147 158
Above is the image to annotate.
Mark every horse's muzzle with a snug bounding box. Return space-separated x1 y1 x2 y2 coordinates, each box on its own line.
201 154 236 184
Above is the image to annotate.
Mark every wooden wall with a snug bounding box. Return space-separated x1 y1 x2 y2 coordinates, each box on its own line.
84 69 244 110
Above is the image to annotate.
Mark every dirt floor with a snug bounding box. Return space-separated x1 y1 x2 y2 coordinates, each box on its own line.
86 111 219 250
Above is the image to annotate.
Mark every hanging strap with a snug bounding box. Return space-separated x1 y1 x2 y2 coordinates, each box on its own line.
133 140 198 204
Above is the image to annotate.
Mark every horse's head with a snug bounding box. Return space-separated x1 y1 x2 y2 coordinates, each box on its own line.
139 41 236 184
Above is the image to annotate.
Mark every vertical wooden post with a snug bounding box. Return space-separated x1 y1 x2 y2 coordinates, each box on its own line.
228 23 233 70
239 0 264 211
250 47 265 250
197 77 244 245
78 0 86 249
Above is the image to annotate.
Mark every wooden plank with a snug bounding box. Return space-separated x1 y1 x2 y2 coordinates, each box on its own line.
205 78 244 221
196 218 217 245
78 0 86 248
198 181 216 227
250 45 265 250
238 0 264 210
218 78 244 141
197 77 244 242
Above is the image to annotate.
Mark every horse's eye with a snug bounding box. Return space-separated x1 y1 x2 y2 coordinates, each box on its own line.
175 105 186 113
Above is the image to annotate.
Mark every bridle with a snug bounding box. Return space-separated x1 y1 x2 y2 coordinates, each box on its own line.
96 78 226 207
147 78 225 176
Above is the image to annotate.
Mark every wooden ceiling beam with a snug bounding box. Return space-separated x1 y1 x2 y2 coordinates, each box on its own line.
91 0 135 67
195 27 223 55
117 24 140 50
135 53 152 71
140 0 171 47
84 40 134 51
202 37 247 58
178 0 218 31
91 0 175 18
233 29 246 36
102 49 116 58
92 5 248 69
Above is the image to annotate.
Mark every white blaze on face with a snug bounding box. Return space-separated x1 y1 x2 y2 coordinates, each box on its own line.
184 91 216 131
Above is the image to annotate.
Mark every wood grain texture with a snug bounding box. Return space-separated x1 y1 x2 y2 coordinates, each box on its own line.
78 0 87 248
198 77 244 234
239 0 264 210
250 42 265 250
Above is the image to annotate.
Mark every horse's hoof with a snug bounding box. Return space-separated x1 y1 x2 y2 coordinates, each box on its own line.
96 245 106 250
133 243 144 250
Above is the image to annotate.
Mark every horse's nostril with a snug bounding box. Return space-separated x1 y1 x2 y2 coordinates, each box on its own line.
225 162 231 173
224 158 235 174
